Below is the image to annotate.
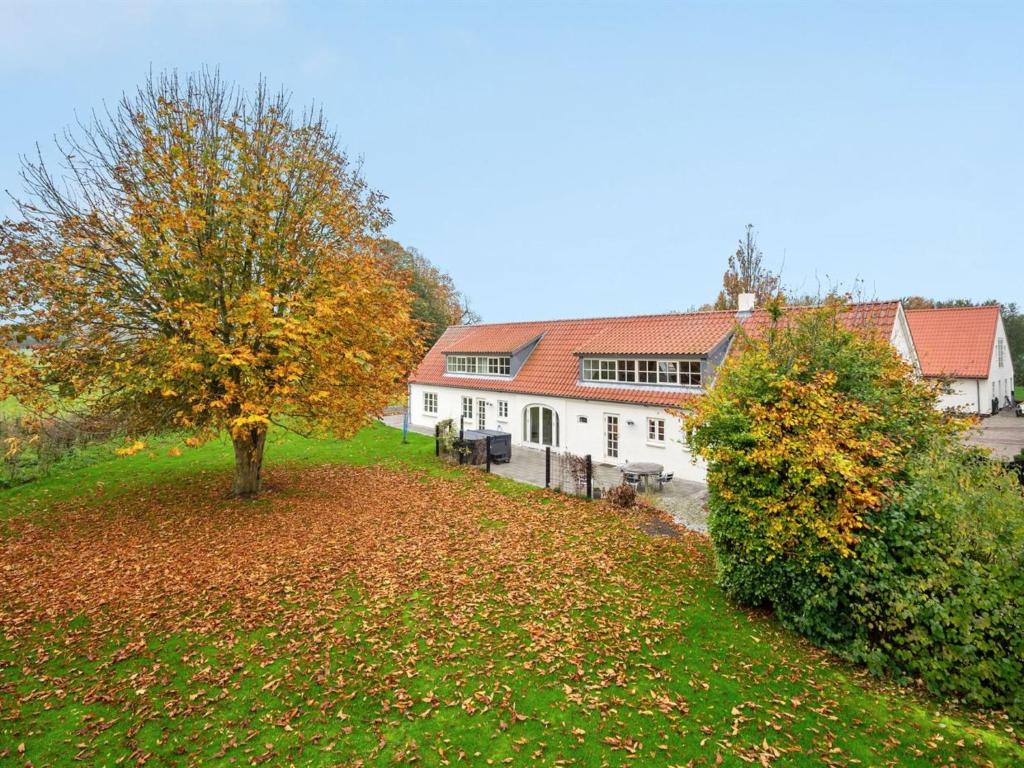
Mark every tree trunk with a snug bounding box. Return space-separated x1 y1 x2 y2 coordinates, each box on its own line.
232 426 267 498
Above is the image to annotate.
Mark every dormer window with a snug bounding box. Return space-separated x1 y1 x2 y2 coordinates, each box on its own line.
446 355 511 376
581 358 702 387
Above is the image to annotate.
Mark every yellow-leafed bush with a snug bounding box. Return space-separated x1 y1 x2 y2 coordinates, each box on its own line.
686 300 1024 717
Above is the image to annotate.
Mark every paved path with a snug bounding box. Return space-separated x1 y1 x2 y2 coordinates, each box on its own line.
487 445 709 531
965 410 1024 461
381 413 435 436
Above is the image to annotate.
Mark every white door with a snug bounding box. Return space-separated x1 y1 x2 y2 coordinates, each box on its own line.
524 405 559 447
605 414 619 459
477 399 487 430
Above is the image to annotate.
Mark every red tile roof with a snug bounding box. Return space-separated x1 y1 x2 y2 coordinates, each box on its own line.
443 325 546 354
905 305 1000 378
574 311 738 355
740 301 901 341
411 312 738 407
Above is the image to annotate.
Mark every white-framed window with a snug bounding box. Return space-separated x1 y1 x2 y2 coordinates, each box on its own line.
658 361 677 384
581 357 702 387
637 360 658 383
447 355 511 376
497 400 508 418
680 360 702 386
647 417 665 443
488 357 511 375
462 396 473 419
423 391 438 414
998 338 1005 368
448 355 477 374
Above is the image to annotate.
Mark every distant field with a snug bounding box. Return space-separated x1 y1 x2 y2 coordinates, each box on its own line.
1 425 1022 766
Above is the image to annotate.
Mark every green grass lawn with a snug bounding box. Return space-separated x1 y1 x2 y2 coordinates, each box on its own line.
1016 385 1023 403
1 424 1021 766
0 422 506 517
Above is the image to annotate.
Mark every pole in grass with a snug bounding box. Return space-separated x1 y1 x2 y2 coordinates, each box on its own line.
402 409 409 444
435 423 440 457
585 454 592 499
545 446 551 488
486 436 492 473
458 416 465 465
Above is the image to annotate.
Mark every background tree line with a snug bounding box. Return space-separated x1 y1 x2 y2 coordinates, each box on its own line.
377 239 479 349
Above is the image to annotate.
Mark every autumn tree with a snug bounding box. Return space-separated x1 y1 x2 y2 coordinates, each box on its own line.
686 303 1024 715
377 239 479 348
713 224 781 310
0 71 418 496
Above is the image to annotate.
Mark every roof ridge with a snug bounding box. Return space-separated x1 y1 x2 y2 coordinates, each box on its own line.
455 300 906 330
905 304 1001 313
451 309 740 329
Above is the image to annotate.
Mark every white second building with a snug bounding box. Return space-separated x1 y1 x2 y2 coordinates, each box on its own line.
906 305 1016 415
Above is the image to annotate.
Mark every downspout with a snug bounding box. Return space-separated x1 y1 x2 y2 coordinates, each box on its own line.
976 379 981 415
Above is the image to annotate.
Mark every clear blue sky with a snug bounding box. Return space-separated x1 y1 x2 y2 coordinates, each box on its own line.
2 1 1021 321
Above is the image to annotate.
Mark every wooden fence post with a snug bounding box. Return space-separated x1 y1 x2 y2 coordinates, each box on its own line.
585 454 592 499
545 446 551 488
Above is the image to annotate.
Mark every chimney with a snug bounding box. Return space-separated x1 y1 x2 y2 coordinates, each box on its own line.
736 293 756 317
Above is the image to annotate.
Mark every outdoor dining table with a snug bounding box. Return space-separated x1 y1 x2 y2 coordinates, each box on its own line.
619 461 664 491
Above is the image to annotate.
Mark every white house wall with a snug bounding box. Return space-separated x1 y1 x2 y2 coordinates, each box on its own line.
409 383 706 483
934 378 985 414
932 315 1015 415
988 314 1016 409
890 306 920 371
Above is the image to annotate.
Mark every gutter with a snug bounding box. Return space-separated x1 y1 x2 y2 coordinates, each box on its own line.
411 379 697 410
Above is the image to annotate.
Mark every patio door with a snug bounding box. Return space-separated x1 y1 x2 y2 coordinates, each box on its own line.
523 405 559 447
477 399 487 430
605 414 619 459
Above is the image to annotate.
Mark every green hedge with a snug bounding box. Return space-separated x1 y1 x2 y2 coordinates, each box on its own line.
690 302 1024 718
845 446 1024 713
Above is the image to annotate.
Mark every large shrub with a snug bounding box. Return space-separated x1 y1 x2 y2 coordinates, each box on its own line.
687 301 1024 716
846 445 1024 713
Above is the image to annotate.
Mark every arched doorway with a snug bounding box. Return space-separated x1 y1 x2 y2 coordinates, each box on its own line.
523 404 559 447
